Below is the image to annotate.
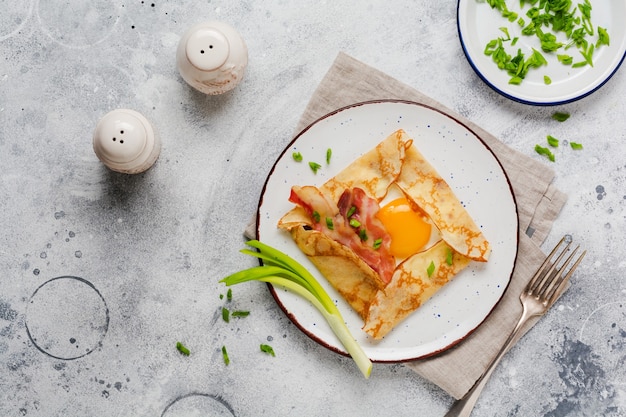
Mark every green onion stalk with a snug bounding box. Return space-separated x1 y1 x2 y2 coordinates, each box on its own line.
220 240 373 378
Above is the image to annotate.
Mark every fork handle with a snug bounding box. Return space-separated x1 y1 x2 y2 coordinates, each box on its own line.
443 309 532 417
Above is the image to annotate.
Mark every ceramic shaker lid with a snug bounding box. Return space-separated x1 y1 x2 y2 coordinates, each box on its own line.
185 26 230 72
176 21 248 95
92 109 161 174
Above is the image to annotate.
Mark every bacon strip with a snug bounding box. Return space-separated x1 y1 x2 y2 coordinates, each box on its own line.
289 186 395 284
288 185 339 223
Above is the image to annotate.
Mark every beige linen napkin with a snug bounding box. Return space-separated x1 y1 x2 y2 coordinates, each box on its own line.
250 52 567 399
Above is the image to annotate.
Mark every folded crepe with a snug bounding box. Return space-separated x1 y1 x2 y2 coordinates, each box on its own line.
278 129 490 339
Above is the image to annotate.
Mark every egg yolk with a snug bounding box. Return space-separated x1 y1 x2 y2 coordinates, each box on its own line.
376 197 432 259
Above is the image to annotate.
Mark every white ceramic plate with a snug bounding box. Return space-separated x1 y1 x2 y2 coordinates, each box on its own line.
257 100 518 362
457 0 626 105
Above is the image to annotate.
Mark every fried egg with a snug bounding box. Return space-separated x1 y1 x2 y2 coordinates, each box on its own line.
376 197 432 259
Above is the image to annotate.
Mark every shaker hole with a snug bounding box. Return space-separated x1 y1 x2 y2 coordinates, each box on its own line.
120 130 124 134
112 137 116 142
200 50 204 54
119 140 124 144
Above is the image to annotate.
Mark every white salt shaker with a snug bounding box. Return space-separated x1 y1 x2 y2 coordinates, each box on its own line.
176 21 248 95
92 109 161 174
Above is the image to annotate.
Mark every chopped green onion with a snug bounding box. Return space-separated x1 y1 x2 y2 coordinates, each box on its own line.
535 144 555 162
446 248 453 266
309 162 322 173
349 218 361 228
346 206 357 218
578 1 593 35
503 10 518 22
292 152 303 162
486 0 506 11
529 48 547 67
578 0 592 19
373 238 383 250
538 31 563 53
547 135 559 147
544 75 552 85
222 307 230 323
358 229 368 241
552 112 570 122
176 341 190 356
427 261 436 277
558 54 573 65
326 148 332 164
227 288 232 301
232 311 250 317
580 43 595 67
260 344 276 357
219 293 224 300
568 28 587 50
570 142 583 150
484 39 500 56
312 211 321 223
220 240 372 378
222 345 230 365
499 26 511 40
325 217 334 230
522 21 536 36
597 27 610 47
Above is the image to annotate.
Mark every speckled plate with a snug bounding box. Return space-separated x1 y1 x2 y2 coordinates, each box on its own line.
458 0 626 105
257 100 518 362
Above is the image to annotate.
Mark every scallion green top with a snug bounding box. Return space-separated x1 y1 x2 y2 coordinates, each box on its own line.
220 240 372 378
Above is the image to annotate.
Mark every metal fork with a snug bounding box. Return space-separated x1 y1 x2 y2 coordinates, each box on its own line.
444 235 586 417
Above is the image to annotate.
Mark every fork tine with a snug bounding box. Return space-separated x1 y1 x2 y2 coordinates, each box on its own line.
526 236 568 294
533 241 573 298
545 248 586 306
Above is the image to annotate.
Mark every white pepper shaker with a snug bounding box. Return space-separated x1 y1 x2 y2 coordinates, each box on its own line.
92 109 161 174
176 21 248 95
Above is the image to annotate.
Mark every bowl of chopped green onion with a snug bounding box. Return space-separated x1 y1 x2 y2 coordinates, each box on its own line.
457 0 626 105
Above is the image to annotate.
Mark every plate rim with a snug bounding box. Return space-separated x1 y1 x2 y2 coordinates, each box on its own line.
256 99 520 362
456 0 626 106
